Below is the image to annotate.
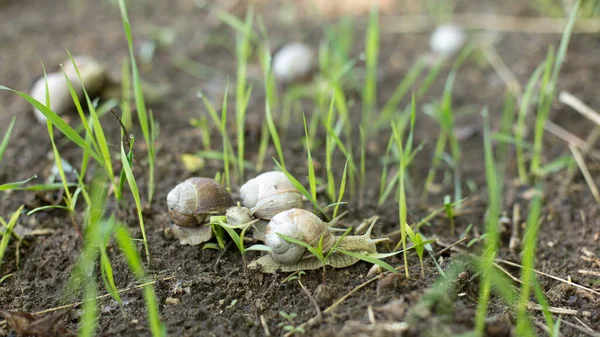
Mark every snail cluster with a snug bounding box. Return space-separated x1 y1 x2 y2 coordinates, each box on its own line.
165 171 389 273
30 55 108 123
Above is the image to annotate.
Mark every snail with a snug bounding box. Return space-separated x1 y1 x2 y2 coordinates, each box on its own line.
429 23 466 56
31 55 108 124
248 208 389 273
239 171 304 240
272 42 316 84
165 177 253 246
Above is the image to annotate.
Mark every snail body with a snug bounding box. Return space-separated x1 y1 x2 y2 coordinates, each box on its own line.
31 56 107 123
248 209 388 273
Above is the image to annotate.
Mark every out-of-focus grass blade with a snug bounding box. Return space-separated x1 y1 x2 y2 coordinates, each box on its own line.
0 116 16 163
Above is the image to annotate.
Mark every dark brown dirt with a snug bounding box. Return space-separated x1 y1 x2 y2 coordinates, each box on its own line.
1 0 599 336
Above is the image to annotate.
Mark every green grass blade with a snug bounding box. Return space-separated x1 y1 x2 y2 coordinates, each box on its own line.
336 248 398 273
235 6 254 181
515 59 545 183
66 52 115 186
118 0 155 204
0 86 103 164
378 58 425 126
120 140 150 263
114 225 165 337
0 175 38 191
266 101 285 166
0 205 24 270
333 157 349 219
221 79 231 188
362 5 379 131
516 189 542 336
303 113 317 201
475 107 502 334
277 233 324 262
0 116 16 163
273 159 325 216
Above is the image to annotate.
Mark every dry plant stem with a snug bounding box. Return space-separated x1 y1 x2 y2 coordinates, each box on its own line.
0 276 174 327
379 14 600 34
482 45 521 98
527 302 592 317
571 317 599 337
435 237 467 256
561 319 600 337
495 259 600 297
298 279 322 322
569 144 600 203
260 315 271 337
509 204 521 253
560 91 600 126
531 317 564 337
544 120 600 160
578 269 600 277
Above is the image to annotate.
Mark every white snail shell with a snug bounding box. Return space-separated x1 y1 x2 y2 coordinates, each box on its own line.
429 23 466 56
239 171 303 219
31 55 106 123
272 42 316 84
264 208 335 265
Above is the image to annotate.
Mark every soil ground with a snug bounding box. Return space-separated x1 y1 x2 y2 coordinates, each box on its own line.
0 0 599 336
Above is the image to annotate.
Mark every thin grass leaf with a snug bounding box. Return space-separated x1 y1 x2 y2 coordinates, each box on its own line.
277 233 325 262
475 107 502 334
118 0 155 203
516 189 542 336
336 248 398 273
120 140 150 263
0 86 103 164
114 225 165 337
0 175 38 191
333 157 349 219
0 116 16 163
362 5 379 130
0 205 24 270
378 58 425 125
273 159 325 216
303 113 317 202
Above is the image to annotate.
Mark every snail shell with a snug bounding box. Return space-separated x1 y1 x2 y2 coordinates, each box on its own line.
31 55 106 123
167 177 233 228
272 42 316 84
239 171 303 220
263 208 335 265
249 214 387 273
429 23 466 56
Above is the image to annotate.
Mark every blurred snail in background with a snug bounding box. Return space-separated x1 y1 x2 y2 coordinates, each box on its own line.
272 42 316 84
429 23 466 56
239 171 304 240
248 208 389 273
30 55 108 123
165 177 252 246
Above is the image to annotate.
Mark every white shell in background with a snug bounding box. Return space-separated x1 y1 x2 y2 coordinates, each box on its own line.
429 23 466 56
239 171 303 219
264 208 334 265
30 56 106 123
272 42 315 83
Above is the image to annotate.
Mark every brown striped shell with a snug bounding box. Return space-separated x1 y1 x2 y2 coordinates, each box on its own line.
167 177 233 228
